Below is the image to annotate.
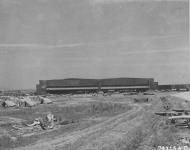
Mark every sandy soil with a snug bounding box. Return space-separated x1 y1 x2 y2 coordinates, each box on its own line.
172 92 190 101
1 93 187 150
13 102 142 150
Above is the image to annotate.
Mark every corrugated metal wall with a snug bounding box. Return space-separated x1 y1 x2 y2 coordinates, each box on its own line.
46 79 98 87
158 84 190 90
37 78 155 94
100 78 152 87
44 78 153 88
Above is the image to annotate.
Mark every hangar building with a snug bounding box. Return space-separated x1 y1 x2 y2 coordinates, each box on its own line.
36 78 156 94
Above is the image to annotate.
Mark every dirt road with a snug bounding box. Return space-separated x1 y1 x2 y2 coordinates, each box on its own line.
172 92 190 101
13 103 143 150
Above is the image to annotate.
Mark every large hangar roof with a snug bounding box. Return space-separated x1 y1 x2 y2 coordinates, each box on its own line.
44 78 153 88
99 78 152 87
46 78 98 87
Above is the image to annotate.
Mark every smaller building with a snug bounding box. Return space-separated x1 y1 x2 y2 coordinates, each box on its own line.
158 84 190 91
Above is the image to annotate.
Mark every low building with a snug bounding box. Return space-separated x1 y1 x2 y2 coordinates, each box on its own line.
158 84 190 91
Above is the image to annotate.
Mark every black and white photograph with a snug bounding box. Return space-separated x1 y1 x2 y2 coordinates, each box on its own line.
0 0 189 149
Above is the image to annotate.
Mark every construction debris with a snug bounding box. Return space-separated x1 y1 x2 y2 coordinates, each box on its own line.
27 112 56 130
160 96 172 110
155 111 180 116
39 96 52 104
2 100 17 107
143 92 154 95
0 95 53 108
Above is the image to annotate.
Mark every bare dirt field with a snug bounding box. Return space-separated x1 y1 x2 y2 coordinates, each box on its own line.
0 92 190 150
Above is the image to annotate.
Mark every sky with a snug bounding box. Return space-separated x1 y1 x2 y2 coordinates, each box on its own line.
0 0 189 90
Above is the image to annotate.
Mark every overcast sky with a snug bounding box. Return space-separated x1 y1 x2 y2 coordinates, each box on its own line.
0 0 189 90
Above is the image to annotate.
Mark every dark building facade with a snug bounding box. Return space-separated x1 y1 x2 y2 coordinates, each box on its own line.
36 78 156 94
158 84 190 91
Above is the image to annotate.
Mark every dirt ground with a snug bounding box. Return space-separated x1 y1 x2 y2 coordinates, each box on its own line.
0 92 190 150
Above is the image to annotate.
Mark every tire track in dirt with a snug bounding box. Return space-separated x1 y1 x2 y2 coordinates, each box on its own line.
13 103 143 150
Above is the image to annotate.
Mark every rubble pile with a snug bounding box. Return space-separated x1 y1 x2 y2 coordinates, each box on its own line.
155 96 190 146
0 96 52 108
27 112 56 130
160 96 172 110
0 113 57 139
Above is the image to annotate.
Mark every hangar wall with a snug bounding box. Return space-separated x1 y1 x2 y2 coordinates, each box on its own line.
36 77 155 94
